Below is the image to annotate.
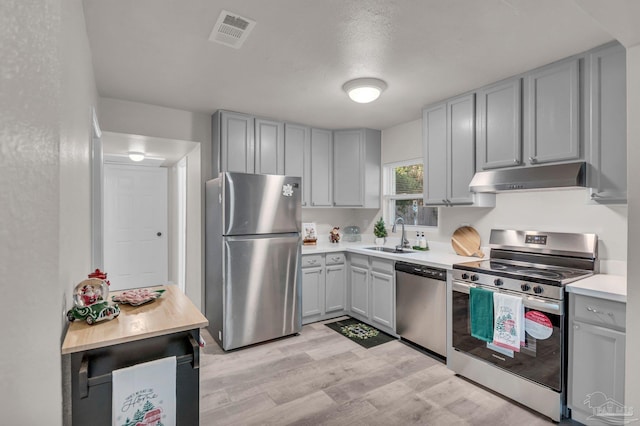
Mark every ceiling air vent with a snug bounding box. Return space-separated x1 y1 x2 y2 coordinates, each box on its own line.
209 10 256 49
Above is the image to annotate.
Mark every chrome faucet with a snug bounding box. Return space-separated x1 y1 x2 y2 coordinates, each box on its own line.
392 217 411 250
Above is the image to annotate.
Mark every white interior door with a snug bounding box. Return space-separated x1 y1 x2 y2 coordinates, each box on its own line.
104 164 168 290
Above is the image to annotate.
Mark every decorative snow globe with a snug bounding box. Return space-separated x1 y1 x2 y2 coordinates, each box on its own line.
67 271 120 325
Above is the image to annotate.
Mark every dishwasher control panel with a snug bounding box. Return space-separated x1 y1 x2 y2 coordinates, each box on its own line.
395 262 446 281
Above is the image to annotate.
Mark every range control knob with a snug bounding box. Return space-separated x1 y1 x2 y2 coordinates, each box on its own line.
533 286 544 294
461 273 469 280
521 283 531 292
470 274 480 282
494 278 503 286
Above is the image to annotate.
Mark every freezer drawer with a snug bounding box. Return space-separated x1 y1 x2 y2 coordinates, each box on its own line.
222 233 302 350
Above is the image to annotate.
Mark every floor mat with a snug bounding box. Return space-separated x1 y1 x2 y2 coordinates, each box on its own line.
324 317 395 349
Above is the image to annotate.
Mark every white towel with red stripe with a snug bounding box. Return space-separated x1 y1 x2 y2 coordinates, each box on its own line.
492 292 525 352
112 356 176 426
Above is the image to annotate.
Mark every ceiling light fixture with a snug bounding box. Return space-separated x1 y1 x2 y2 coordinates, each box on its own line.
342 78 387 103
128 151 145 162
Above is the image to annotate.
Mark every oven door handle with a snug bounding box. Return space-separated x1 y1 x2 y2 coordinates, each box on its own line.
453 281 495 294
524 296 563 315
452 281 563 315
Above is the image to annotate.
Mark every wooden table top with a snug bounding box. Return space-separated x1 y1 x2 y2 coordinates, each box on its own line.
61 285 208 354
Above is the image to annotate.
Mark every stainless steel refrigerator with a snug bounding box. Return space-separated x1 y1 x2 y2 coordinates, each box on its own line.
205 172 302 350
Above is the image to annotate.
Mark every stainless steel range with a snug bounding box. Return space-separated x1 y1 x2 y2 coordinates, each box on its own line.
450 229 598 422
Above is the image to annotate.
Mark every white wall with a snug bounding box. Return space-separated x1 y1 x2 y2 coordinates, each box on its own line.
98 97 212 180
302 208 380 243
380 118 628 261
625 43 640 417
0 0 97 424
98 99 209 309
186 145 203 310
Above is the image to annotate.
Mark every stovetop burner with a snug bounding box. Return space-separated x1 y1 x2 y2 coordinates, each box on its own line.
515 269 562 279
455 259 593 286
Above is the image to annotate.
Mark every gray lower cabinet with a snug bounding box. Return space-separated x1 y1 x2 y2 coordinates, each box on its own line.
587 42 627 204
524 57 581 165
477 77 523 170
423 93 493 207
332 129 381 208
325 253 347 312
349 258 369 317
568 293 626 424
369 259 395 330
301 253 346 324
310 128 333 207
301 257 324 318
348 254 395 334
284 123 311 207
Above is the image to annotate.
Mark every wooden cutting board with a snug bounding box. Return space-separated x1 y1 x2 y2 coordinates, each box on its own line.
451 226 484 258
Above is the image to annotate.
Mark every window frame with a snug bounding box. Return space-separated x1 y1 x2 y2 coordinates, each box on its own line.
383 158 437 230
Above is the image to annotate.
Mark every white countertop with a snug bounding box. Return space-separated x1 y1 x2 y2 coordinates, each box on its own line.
566 274 627 303
302 240 479 269
305 240 628 303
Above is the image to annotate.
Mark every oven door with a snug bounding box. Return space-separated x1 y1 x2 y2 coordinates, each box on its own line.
452 280 565 392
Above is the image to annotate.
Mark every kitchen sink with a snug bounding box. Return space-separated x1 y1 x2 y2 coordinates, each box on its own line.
364 246 414 254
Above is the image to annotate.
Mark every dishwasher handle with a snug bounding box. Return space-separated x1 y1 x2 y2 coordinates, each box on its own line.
395 261 446 281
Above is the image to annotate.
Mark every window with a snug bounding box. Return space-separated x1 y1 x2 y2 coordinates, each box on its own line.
384 160 438 227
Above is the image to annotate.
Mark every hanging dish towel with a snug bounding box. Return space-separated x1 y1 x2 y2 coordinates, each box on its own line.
112 356 176 426
469 286 494 342
492 292 525 352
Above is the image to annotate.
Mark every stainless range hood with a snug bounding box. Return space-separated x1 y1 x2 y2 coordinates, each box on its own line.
469 161 586 193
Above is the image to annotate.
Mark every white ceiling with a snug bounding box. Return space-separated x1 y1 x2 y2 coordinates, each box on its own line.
82 0 618 131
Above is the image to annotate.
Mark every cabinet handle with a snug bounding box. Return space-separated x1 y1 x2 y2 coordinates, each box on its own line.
331 256 341 262
586 306 615 318
573 324 580 330
528 156 537 164
307 259 317 265
311 202 315 206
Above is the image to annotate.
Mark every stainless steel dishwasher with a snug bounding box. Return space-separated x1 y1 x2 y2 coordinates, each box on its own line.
395 261 447 357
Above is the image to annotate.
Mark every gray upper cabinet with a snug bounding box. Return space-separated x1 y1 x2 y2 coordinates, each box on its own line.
525 57 581 165
255 118 284 175
423 103 448 205
284 123 311 207
424 93 483 206
310 128 333 207
212 110 285 176
448 94 477 204
333 129 381 208
213 110 255 175
333 129 363 206
587 43 627 204
477 77 522 170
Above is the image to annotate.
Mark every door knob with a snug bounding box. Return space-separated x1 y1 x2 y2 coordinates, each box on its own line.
157 232 162 237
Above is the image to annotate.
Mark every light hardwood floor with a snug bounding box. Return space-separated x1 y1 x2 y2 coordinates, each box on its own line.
199 318 574 425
